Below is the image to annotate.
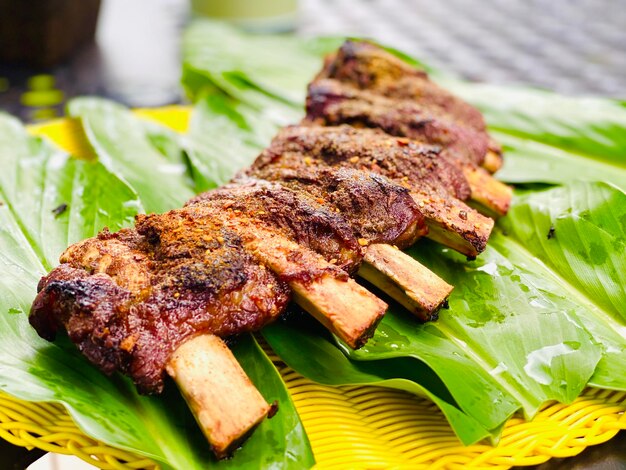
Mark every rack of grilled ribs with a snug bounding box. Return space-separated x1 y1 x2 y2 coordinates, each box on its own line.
250 125 495 257
29 40 510 458
312 39 504 173
307 41 512 216
31 183 392 456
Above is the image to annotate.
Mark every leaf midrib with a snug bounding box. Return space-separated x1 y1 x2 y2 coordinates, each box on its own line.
493 232 626 344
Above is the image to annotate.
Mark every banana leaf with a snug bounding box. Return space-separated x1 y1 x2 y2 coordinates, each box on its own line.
0 112 314 469
66 98 195 213
182 21 342 105
498 182 626 388
262 317 497 445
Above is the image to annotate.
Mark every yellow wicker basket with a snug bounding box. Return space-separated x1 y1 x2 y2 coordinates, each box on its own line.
3 108 622 470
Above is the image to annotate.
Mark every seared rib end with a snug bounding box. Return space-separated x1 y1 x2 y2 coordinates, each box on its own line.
483 149 503 173
360 244 452 321
292 275 387 349
463 166 513 217
425 213 494 258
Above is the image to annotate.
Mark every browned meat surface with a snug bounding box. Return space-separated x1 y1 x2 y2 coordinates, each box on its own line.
318 40 486 131
306 78 490 169
316 40 503 166
243 166 426 249
30 220 290 394
187 180 363 273
255 125 470 199
252 125 492 255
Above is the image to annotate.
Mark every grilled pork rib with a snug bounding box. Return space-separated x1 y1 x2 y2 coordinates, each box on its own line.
252 125 493 256
187 180 365 274
31 177 404 392
307 78 489 170
31 224 290 394
29 39 507 457
241 166 426 249
315 39 503 171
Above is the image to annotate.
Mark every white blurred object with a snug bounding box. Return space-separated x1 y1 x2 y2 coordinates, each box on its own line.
96 0 187 106
28 453 97 470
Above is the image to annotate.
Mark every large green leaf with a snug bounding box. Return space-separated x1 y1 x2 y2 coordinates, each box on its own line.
489 131 624 189
442 82 626 190
402 234 604 412
263 318 500 445
67 98 195 213
185 94 292 191
443 81 626 167
183 21 342 105
0 114 141 269
498 182 626 388
0 113 314 469
0 114 199 468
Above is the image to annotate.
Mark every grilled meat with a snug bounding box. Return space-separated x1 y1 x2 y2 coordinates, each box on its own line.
252 125 493 255
187 179 364 274
318 40 484 130
31 224 289 394
255 124 470 199
316 40 503 170
306 78 490 170
242 166 426 249
31 174 402 392
27 39 510 458
305 78 511 215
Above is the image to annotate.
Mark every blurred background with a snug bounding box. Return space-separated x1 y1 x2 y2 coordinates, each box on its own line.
0 0 624 468
0 0 624 122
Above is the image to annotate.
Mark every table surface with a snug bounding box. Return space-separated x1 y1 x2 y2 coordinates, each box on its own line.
1 0 625 120
0 1 624 468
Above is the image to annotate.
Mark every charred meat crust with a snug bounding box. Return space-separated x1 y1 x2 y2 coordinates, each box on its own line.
187 180 364 274
318 40 488 131
306 78 490 169
30 222 290 394
243 166 425 249
255 124 471 201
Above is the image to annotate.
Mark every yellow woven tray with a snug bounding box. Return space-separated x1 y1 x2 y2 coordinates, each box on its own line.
3 108 622 470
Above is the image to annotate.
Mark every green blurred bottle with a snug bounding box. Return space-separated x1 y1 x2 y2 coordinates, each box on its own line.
191 0 297 32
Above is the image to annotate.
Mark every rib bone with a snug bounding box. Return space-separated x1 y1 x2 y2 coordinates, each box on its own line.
360 243 453 320
166 334 273 459
244 231 387 348
462 166 512 217
483 148 503 173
